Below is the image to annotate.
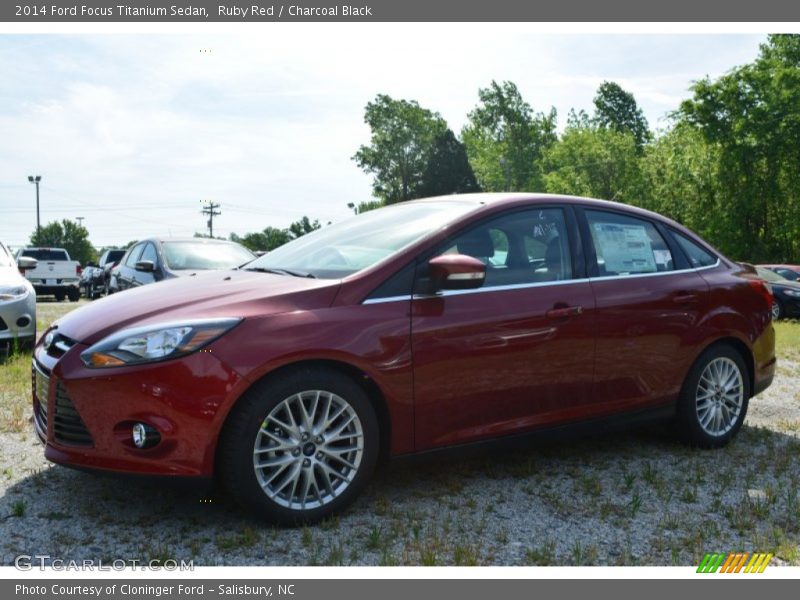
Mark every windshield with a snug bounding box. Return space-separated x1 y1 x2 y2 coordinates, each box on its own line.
756 267 789 283
162 241 255 271
246 200 480 278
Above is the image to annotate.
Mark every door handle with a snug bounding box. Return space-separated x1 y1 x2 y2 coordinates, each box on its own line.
673 292 698 304
546 305 583 319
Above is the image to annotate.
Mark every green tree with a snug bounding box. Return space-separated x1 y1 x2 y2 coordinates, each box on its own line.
347 200 385 214
288 216 322 239
593 81 651 149
353 94 448 203
541 125 645 203
678 34 800 261
462 80 557 192
231 227 292 252
417 129 481 197
30 219 95 265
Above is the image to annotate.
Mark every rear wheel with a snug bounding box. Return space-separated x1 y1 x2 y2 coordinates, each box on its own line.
54 290 66 302
772 300 783 320
67 287 80 302
218 368 379 524
676 344 749 448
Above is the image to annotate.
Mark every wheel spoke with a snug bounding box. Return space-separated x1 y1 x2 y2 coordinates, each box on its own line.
695 357 744 437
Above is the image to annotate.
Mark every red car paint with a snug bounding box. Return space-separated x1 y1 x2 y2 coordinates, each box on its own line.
32 194 776 478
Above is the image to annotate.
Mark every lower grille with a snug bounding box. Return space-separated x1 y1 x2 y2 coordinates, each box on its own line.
0 316 7 331
53 383 93 446
32 362 49 433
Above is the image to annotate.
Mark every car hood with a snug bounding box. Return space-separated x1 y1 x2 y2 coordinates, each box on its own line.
54 270 341 345
772 279 800 292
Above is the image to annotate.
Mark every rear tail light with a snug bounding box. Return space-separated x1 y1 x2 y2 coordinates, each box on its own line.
749 279 774 310
76 264 82 276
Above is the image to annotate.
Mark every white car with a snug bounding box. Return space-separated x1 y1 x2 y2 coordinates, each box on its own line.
0 241 37 352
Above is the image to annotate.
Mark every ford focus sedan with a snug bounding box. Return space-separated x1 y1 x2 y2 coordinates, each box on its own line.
32 194 776 523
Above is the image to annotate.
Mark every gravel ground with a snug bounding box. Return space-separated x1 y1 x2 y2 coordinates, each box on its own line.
1 304 799 566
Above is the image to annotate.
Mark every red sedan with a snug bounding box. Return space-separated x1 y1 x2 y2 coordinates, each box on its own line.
32 194 776 523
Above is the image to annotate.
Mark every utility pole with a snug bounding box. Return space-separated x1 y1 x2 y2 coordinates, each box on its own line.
200 201 221 238
76 217 85 227
28 175 42 237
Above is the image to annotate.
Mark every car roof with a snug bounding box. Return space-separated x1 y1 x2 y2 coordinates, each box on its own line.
138 237 242 244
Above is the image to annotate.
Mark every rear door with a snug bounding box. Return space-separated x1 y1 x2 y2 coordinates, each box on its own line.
411 206 597 451
579 208 710 412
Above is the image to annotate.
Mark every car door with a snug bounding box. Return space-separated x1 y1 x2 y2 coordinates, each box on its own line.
118 243 144 291
578 207 711 413
411 206 596 451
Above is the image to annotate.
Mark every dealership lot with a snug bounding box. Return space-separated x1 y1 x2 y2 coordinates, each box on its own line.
1 299 798 566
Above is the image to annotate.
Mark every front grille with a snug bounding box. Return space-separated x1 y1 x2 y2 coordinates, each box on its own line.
53 383 93 446
32 362 49 433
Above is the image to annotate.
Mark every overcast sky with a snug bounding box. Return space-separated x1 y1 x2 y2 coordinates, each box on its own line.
0 28 766 249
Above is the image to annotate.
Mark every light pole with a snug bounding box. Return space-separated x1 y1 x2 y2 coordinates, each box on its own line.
76 217 85 227
28 175 41 237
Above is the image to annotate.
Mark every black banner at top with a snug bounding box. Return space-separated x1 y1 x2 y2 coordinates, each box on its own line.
3 0 800 22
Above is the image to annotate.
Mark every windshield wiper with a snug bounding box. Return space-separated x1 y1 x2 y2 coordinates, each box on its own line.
244 267 316 278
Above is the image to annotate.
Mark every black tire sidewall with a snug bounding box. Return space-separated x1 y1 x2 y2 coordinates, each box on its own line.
773 300 784 320
219 368 379 525
678 344 750 448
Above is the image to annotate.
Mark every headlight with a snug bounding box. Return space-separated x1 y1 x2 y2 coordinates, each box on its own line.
80 318 241 368
0 285 28 301
784 290 800 298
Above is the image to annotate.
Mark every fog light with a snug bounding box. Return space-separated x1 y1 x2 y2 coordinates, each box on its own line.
132 423 148 448
16 316 31 328
131 423 161 449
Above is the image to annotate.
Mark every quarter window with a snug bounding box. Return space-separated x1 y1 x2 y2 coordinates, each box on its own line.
671 231 718 268
586 210 674 276
437 208 574 287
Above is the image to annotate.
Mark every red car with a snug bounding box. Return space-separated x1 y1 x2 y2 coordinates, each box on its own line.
32 194 776 523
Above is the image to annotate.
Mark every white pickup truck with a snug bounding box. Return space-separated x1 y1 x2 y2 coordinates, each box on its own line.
15 247 82 301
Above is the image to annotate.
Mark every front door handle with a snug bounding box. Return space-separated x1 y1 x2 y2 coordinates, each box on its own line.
546 305 583 319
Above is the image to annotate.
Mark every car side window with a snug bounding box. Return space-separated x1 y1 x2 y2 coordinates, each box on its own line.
139 243 158 266
671 231 718 268
586 210 674 276
125 244 144 267
435 208 574 287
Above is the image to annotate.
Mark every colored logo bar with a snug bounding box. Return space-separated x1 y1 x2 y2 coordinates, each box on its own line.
697 552 773 573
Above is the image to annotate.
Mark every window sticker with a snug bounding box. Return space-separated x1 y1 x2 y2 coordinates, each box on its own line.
593 222 656 273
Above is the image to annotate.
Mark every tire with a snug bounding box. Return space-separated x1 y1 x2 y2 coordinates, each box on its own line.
54 290 66 302
218 367 379 525
676 344 750 449
67 287 80 302
772 300 783 321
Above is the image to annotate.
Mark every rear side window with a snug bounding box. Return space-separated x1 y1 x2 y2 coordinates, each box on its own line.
672 231 718 268
22 249 68 261
586 210 674 276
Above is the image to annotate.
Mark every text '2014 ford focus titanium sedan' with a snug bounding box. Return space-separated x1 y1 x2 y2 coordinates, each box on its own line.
32 194 776 523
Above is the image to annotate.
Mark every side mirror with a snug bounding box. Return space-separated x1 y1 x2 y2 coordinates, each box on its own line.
17 256 37 271
428 254 486 291
135 260 155 273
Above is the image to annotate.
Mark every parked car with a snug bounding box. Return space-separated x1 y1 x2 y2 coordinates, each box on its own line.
109 238 255 293
32 194 775 524
754 266 800 319
759 264 800 282
0 240 36 352
15 247 82 301
81 249 127 299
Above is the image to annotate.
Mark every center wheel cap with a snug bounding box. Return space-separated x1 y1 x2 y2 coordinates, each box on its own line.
302 442 316 457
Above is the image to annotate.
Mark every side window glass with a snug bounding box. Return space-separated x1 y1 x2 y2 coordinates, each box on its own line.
435 208 574 287
671 231 718 268
125 244 144 267
139 243 158 266
586 210 674 276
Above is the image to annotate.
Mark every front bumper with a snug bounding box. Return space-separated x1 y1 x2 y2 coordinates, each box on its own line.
32 336 248 477
0 291 36 344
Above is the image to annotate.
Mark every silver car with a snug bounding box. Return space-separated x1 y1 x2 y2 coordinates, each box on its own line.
0 240 36 351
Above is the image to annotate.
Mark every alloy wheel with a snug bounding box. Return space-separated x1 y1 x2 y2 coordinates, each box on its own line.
252 390 364 511
695 357 744 437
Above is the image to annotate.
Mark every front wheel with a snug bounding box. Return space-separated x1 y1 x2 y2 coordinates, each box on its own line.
218 368 379 524
676 345 749 448
772 300 783 321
